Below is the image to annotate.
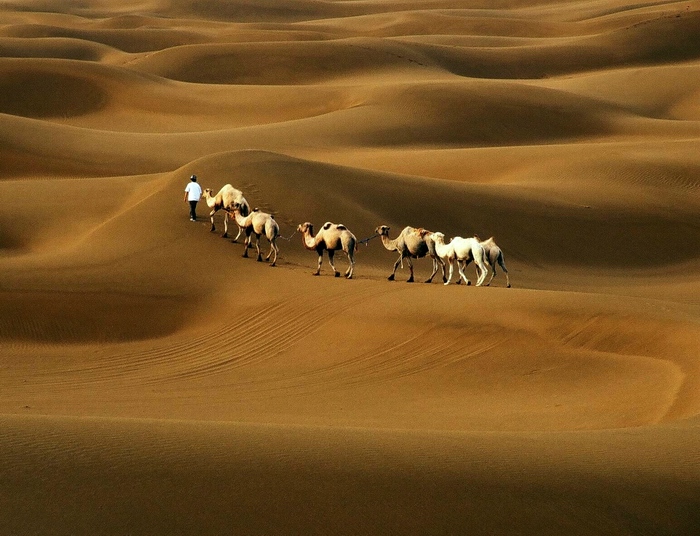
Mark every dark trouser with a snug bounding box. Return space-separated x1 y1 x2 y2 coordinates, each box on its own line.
188 201 198 220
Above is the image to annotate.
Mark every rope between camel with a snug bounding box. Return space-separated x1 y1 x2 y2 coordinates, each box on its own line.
278 230 297 241
358 233 379 246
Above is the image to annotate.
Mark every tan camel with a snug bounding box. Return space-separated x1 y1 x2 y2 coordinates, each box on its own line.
230 204 279 266
476 236 511 287
297 221 357 278
202 184 250 240
376 225 445 283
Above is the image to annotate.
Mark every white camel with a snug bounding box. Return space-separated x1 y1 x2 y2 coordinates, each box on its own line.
376 225 445 283
230 203 279 266
475 236 511 288
297 221 357 278
202 184 250 240
430 232 488 286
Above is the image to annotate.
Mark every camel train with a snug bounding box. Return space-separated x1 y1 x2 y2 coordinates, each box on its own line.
200 183 510 287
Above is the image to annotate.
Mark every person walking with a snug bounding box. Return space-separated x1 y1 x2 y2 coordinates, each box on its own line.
184 174 202 221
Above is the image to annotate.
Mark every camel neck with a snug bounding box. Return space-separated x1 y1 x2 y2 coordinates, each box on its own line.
232 211 248 226
380 235 397 251
301 231 317 250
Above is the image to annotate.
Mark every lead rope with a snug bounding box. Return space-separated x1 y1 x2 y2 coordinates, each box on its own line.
278 230 297 241
358 233 379 246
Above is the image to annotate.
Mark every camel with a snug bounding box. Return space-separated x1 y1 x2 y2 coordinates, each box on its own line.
476 236 511 288
202 184 250 240
430 232 488 287
297 221 357 278
376 225 446 283
230 203 279 266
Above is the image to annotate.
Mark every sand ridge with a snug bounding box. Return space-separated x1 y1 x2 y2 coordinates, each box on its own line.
1 0 699 534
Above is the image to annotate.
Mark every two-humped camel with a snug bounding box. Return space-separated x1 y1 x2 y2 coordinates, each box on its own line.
376 225 445 283
429 232 488 286
202 184 250 241
297 221 357 278
476 236 511 287
230 203 279 266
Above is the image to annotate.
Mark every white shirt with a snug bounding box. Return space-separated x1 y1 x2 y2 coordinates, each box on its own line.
185 182 202 201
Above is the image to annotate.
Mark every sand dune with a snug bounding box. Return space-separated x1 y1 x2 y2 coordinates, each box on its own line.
1 0 699 534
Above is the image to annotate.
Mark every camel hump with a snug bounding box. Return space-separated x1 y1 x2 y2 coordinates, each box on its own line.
322 222 333 230
252 207 260 212
336 224 347 230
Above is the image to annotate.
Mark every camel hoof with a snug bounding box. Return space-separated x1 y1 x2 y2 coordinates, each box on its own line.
256 256 263 262
334 272 340 278
210 226 216 232
387 274 395 281
507 284 512 288
466 281 471 286
456 280 461 285
406 277 414 283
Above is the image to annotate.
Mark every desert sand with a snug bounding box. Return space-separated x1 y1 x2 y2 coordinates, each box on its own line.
1 0 699 534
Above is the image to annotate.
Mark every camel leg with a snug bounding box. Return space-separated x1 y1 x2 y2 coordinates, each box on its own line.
388 255 402 281
486 266 495 286
242 232 252 258
425 256 438 283
483 259 495 286
314 252 323 275
255 235 263 262
498 255 511 288
327 250 340 277
406 257 415 283
345 250 355 279
457 258 474 285
266 239 278 267
476 262 488 286
232 224 243 243
221 211 230 238
209 210 216 232
474 254 488 287
445 260 455 285
457 260 471 286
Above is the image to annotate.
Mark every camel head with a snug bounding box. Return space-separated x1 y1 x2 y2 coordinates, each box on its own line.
203 188 213 198
297 222 313 234
431 231 445 244
376 225 390 236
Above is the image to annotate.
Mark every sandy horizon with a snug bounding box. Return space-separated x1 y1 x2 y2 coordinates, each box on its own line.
1 0 699 534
